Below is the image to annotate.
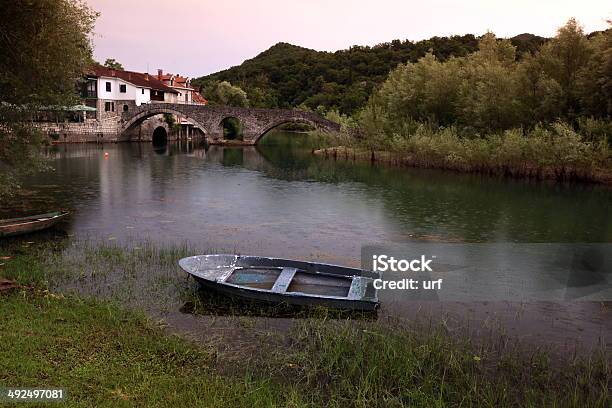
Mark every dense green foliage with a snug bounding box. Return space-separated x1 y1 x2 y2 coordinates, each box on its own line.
201 80 249 107
361 19 610 134
363 19 610 132
193 34 547 114
0 0 97 201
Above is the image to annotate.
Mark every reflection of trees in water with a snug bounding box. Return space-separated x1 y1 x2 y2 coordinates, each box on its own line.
254 141 612 243
222 148 244 166
19 138 612 244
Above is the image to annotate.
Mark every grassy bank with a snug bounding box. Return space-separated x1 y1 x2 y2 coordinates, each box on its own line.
0 292 296 407
312 121 612 184
0 242 610 407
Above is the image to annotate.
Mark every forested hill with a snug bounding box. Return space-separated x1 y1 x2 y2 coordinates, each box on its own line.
192 33 546 114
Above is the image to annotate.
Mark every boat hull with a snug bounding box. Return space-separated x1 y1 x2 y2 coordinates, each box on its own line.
193 275 379 311
0 212 69 238
179 255 380 312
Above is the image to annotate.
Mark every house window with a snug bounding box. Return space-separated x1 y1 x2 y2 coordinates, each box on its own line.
104 102 114 112
85 80 97 98
141 89 145 94
120 84 127 93
105 82 111 92
123 104 129 112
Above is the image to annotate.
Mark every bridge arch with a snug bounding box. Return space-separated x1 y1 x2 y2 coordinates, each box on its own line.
152 126 168 147
219 116 243 141
121 107 209 136
254 118 321 144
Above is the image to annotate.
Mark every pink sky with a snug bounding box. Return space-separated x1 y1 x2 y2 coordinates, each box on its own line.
87 0 610 78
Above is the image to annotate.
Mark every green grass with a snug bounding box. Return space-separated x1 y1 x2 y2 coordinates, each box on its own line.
0 294 293 407
0 241 609 407
286 318 610 407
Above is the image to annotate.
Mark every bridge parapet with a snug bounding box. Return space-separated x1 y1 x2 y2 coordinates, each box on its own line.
120 103 340 144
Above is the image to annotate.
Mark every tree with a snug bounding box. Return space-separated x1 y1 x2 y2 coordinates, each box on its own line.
204 81 249 107
103 58 124 70
515 53 563 125
537 18 592 117
457 33 523 131
0 0 97 200
576 21 612 117
377 52 462 127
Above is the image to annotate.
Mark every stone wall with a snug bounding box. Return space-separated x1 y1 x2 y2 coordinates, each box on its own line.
36 118 121 143
36 113 174 144
96 99 137 122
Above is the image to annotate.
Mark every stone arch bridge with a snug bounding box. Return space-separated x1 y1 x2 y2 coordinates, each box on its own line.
120 103 340 144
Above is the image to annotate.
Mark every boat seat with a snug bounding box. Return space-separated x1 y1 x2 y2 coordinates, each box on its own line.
271 267 298 293
347 276 368 300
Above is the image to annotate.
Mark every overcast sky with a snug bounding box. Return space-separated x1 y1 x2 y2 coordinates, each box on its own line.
87 0 610 78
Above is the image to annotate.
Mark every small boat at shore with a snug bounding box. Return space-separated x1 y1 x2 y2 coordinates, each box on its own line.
179 255 380 311
0 211 69 238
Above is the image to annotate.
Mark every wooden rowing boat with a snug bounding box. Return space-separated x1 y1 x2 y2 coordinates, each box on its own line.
0 211 69 238
179 255 380 311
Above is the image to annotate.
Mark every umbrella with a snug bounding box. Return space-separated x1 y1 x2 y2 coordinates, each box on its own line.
67 104 97 112
39 104 97 112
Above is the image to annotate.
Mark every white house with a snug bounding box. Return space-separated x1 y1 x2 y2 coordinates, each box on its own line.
83 66 179 120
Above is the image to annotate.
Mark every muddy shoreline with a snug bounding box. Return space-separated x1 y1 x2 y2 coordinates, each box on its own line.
1 234 609 359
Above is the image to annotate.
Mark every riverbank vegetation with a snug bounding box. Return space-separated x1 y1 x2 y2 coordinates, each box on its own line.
1 241 609 407
314 120 611 183
312 19 611 183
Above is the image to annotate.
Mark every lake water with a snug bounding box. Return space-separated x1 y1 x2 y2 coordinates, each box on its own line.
8 131 612 248
4 130 611 350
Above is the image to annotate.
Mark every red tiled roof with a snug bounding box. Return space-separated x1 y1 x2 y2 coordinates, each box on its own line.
88 65 178 94
192 91 208 105
157 71 194 90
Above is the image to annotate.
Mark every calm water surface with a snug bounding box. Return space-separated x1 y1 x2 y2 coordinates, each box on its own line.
4 131 611 348
7 131 612 253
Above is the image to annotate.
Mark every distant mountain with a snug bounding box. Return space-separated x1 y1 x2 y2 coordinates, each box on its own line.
510 33 547 54
193 34 547 114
